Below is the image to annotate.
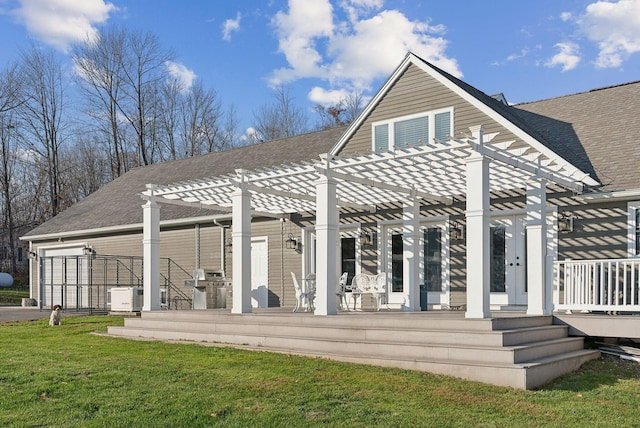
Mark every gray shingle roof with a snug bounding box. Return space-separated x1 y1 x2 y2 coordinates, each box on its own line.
25 126 346 238
24 71 640 239
514 81 640 191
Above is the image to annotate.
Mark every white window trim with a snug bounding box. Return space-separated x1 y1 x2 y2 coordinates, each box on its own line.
371 107 454 151
628 201 640 257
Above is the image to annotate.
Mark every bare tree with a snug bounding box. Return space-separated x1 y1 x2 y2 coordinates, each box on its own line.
119 30 173 166
252 85 308 141
0 113 19 274
73 26 173 171
18 43 68 218
72 26 129 178
313 89 366 130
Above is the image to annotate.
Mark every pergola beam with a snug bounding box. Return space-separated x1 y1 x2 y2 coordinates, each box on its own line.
317 166 453 205
242 180 376 212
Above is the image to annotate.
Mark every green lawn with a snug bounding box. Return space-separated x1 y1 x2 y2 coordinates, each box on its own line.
0 316 638 427
0 289 29 305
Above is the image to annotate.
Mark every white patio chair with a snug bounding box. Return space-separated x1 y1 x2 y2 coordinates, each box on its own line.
291 272 312 312
349 273 370 310
336 272 349 310
372 272 389 311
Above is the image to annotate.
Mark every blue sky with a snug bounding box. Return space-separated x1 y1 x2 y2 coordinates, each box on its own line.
1 0 639 137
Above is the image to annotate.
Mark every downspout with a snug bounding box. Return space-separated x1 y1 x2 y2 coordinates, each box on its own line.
195 223 200 269
281 218 285 307
213 219 229 276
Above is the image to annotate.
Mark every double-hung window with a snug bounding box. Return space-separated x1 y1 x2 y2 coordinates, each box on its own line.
372 108 453 152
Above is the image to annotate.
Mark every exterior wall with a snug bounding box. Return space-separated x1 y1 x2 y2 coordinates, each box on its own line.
28 216 306 309
337 64 525 157
549 196 628 260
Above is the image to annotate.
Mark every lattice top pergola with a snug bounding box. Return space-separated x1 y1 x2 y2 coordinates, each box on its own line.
143 135 597 214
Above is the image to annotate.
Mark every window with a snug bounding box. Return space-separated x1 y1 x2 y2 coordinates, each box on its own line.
629 202 640 257
424 227 442 292
341 237 356 284
372 108 453 152
391 233 403 292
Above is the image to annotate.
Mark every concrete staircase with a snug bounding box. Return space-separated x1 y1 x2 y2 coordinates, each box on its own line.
107 310 599 389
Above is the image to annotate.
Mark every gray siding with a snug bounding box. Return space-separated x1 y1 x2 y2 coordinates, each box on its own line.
338 64 525 159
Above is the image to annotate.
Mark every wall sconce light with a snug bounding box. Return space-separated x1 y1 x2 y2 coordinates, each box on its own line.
225 238 233 253
285 233 300 251
360 231 375 246
83 245 95 256
558 212 574 233
28 250 37 260
450 221 464 240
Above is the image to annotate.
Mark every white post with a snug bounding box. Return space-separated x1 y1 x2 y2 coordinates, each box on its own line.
315 164 338 315
465 125 491 319
142 197 161 311
231 174 252 314
526 178 548 315
402 190 421 311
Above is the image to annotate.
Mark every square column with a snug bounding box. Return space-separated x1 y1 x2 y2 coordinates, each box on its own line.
402 191 421 311
526 178 549 315
315 173 338 315
465 125 491 319
142 198 161 311
231 184 252 314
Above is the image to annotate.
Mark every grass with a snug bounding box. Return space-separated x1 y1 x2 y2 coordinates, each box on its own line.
0 288 29 305
0 316 639 427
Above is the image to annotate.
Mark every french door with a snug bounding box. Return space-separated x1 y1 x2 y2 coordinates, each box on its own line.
490 215 527 306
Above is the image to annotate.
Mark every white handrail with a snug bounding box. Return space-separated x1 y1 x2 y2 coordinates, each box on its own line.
553 258 640 313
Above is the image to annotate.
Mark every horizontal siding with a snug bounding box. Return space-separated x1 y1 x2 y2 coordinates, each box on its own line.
339 64 523 162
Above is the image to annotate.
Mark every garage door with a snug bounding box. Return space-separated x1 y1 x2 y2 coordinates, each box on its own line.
40 247 90 309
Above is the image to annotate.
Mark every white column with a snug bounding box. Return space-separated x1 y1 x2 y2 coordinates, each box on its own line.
142 198 161 311
465 125 491 319
402 190 421 311
526 178 549 315
315 172 338 315
231 183 252 314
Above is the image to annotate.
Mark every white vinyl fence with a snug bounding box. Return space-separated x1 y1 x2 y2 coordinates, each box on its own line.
553 258 640 313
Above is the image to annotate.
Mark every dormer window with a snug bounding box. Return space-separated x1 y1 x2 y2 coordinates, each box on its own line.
372 107 453 152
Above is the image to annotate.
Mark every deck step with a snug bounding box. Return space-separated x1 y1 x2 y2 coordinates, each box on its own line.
107 311 599 389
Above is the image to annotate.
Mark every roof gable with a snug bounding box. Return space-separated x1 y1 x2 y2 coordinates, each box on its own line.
329 52 598 187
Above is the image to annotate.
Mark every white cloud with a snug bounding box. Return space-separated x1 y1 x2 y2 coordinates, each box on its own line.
491 48 530 66
165 61 197 90
270 0 461 98
578 0 640 68
545 42 581 71
222 12 241 42
339 0 383 22
560 12 573 22
12 0 116 52
272 0 335 80
308 86 350 105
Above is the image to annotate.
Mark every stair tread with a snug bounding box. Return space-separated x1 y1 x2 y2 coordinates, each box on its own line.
109 325 583 351
108 326 597 368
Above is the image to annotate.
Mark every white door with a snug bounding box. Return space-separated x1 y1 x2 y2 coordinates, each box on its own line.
490 216 527 306
40 247 89 309
250 238 269 308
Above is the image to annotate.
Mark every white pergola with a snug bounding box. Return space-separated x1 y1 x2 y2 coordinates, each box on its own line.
140 125 597 318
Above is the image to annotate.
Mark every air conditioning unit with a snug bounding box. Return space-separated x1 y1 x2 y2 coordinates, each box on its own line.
110 287 143 312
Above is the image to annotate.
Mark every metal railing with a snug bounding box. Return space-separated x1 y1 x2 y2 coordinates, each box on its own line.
553 258 640 313
39 254 193 313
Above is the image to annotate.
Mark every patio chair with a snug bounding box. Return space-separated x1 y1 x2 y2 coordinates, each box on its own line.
372 272 389 311
336 272 349 310
291 272 313 312
349 273 370 310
